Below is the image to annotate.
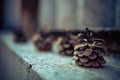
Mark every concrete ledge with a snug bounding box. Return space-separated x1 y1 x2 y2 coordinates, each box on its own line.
0 33 120 80
0 35 43 80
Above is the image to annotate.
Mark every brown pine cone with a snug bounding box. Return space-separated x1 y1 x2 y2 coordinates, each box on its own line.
73 28 106 68
32 33 53 51
57 35 75 56
13 28 28 43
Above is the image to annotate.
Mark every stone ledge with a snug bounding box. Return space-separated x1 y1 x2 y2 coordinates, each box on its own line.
0 33 120 80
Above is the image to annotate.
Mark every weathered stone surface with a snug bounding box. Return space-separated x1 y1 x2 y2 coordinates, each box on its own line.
0 33 120 80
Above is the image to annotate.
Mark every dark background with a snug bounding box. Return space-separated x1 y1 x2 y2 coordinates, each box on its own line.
0 0 4 30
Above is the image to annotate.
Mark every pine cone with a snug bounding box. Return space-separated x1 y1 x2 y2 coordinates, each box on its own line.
32 33 53 51
73 28 106 68
57 35 75 56
13 28 28 43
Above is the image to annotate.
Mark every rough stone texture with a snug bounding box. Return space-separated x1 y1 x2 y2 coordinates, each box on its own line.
0 36 42 80
0 33 120 80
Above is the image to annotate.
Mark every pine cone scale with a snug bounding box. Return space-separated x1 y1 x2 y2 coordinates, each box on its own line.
80 57 89 63
74 44 87 50
84 48 93 56
88 53 97 60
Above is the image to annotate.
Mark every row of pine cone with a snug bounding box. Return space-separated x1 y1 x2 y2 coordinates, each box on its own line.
32 28 106 68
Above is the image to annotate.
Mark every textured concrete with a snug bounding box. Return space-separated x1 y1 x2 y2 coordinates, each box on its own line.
1 33 120 80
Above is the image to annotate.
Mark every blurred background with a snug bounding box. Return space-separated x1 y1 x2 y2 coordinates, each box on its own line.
0 0 120 32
